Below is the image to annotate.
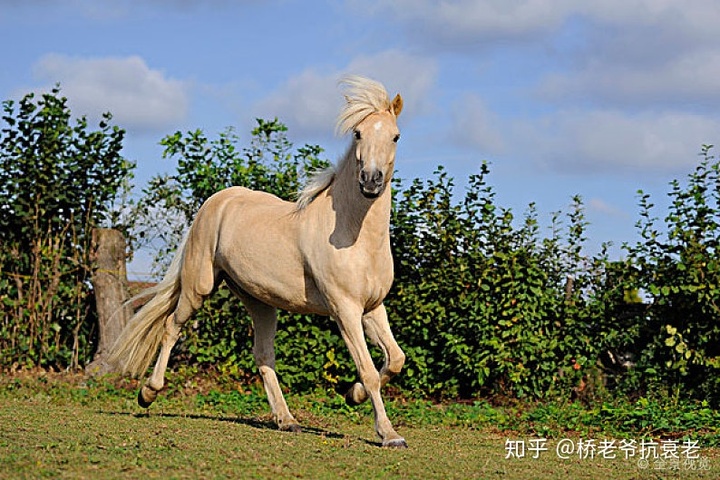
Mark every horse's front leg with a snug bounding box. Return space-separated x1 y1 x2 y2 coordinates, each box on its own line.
335 303 407 448
345 303 405 406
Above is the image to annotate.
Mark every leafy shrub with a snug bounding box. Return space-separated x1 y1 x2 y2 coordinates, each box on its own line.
620 145 720 405
0 87 132 369
388 164 614 399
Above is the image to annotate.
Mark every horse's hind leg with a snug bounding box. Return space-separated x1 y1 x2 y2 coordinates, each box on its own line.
243 297 301 432
345 303 405 406
138 294 200 407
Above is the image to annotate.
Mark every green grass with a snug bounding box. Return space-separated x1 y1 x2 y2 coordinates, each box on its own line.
1 372 719 479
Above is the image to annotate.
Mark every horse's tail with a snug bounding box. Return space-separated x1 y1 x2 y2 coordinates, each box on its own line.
108 234 189 378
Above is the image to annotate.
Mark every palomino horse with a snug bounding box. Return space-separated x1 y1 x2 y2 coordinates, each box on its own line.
109 76 407 447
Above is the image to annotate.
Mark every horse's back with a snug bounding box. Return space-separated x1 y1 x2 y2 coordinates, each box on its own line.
208 185 288 207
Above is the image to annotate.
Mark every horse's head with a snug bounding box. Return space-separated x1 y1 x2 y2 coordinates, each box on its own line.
351 94 403 198
335 76 403 200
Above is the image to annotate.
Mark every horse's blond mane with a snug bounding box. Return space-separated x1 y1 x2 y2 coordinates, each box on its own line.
296 75 392 210
336 75 392 135
295 167 336 210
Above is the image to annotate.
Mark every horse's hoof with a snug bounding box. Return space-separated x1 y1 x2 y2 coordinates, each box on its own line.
336 381 358 405
343 382 368 406
137 386 157 409
382 438 408 449
344 391 361 406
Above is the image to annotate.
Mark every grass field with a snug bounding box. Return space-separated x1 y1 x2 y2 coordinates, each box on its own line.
1 371 718 479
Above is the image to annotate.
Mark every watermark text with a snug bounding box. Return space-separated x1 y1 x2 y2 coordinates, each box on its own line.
504 438 710 471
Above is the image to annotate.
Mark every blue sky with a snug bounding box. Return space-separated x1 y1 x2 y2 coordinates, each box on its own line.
2 1 719 277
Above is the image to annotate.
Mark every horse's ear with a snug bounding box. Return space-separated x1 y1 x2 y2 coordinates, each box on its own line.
390 94 403 117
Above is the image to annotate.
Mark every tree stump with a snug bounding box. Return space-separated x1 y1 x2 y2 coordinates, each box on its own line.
85 228 131 376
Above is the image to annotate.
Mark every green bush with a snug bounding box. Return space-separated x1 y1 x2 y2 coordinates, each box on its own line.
388 164 613 399
620 145 720 405
0 87 132 369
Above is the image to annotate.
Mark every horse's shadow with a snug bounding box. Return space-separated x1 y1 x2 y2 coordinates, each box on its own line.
100 409 381 447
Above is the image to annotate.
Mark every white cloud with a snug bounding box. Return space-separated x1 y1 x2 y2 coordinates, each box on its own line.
530 1 720 112
511 109 719 174
351 0 574 47
30 54 188 132
252 69 340 138
252 50 437 138
446 102 719 176
588 198 629 219
580 1 720 40
448 93 505 154
538 49 720 111
356 1 720 50
358 0 720 111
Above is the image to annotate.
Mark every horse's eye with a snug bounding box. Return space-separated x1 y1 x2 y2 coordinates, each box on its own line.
354 130 362 141
393 134 400 143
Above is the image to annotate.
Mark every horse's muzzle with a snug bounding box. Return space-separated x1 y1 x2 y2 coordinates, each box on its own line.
359 169 384 198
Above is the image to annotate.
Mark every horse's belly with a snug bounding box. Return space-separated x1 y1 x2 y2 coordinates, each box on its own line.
238 271 328 315
219 250 329 315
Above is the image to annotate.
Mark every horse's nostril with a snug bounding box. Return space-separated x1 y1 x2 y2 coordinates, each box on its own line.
360 169 383 187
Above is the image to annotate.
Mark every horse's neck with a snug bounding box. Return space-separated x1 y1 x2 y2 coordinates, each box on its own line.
327 156 391 248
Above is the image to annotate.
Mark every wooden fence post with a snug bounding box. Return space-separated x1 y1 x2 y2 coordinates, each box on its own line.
85 228 131 376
